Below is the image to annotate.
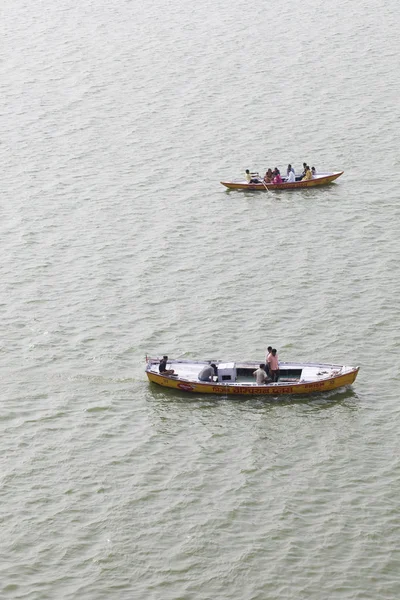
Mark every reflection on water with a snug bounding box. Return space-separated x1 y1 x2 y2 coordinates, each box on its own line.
146 379 359 410
223 182 342 199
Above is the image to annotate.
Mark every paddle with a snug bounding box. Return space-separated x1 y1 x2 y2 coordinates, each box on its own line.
257 172 270 192
261 178 270 192
249 171 270 192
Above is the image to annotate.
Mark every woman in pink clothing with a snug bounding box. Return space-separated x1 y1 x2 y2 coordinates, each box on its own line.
272 168 282 184
267 349 279 382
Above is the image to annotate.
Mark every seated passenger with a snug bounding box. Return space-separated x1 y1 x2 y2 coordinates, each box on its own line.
245 169 260 184
253 364 269 385
264 168 273 183
198 363 217 382
302 166 312 180
311 166 316 177
159 355 175 375
286 169 296 183
272 168 282 184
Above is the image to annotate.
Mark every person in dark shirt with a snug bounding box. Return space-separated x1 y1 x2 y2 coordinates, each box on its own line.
198 363 217 382
159 355 175 375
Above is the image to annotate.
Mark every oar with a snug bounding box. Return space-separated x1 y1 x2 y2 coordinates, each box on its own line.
261 178 270 193
253 170 271 192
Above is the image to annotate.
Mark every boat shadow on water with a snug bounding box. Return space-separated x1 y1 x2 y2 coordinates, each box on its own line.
223 184 341 201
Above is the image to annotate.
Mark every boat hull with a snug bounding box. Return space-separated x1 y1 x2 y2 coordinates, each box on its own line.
220 171 343 191
146 359 359 396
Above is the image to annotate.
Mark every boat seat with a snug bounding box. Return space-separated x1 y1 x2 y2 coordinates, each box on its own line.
299 367 322 382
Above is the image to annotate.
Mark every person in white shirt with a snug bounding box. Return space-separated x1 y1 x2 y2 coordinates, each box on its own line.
287 164 295 176
287 170 296 183
253 365 268 385
245 169 260 183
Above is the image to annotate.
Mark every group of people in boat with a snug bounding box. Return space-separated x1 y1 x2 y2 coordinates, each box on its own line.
245 163 316 185
253 347 279 384
159 356 218 381
158 350 280 386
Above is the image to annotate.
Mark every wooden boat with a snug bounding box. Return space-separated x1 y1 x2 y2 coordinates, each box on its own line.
145 357 359 396
220 171 343 191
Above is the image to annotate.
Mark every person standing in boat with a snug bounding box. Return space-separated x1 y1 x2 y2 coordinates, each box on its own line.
159 355 175 376
198 363 217 382
264 346 273 375
267 349 280 382
245 169 260 184
253 364 268 385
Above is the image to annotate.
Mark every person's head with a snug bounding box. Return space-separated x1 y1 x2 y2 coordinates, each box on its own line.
246 169 250 174
287 164 291 170
311 166 315 172
163 355 168 360
303 162 307 168
260 364 264 369
211 363 216 369
267 346 272 353
267 168 272 175
272 349 277 356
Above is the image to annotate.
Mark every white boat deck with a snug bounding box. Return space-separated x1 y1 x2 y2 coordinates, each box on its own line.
146 358 352 386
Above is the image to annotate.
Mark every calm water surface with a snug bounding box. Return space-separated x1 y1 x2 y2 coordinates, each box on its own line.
1 0 400 598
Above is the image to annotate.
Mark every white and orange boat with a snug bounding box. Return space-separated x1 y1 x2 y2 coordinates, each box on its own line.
145 357 359 396
220 171 343 191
